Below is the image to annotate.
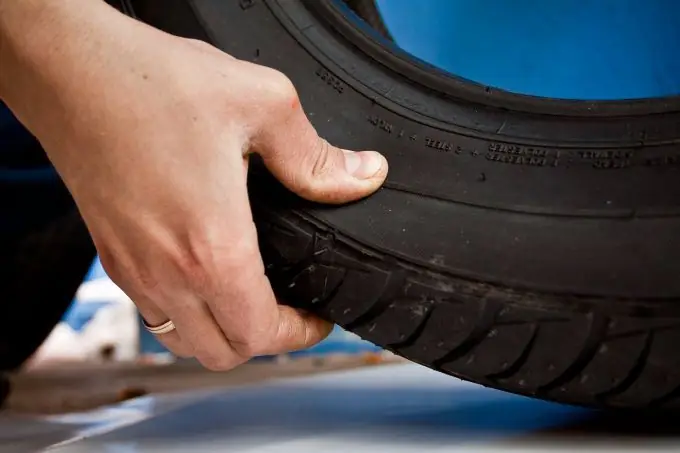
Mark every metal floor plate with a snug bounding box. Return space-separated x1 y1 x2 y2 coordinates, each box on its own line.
2 363 678 452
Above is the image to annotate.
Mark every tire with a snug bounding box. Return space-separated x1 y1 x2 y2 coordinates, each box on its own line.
130 0 680 409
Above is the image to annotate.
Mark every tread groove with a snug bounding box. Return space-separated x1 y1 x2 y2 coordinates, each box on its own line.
343 270 407 330
596 330 654 402
432 297 501 369
387 303 435 350
486 323 539 381
537 313 609 394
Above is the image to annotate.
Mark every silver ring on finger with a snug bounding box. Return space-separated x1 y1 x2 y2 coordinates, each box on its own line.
142 318 176 335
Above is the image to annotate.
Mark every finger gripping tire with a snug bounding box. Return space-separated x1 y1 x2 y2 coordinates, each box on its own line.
129 0 680 409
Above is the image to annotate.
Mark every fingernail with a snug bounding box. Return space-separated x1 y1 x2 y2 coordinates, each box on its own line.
344 150 384 180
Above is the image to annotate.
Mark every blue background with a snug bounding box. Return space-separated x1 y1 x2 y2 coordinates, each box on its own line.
374 0 680 100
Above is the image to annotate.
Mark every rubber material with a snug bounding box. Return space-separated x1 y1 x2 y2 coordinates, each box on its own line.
133 0 680 408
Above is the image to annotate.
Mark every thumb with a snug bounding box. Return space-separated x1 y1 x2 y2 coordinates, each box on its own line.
262 306 335 355
253 98 388 204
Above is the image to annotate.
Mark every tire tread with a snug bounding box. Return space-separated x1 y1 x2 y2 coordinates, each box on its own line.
254 205 680 409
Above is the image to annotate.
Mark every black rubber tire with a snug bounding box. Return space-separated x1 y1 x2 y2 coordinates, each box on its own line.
129 0 680 409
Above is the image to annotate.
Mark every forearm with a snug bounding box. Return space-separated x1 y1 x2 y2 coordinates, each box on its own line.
0 0 132 146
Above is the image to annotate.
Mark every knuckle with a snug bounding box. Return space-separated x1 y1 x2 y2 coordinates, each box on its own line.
109 262 160 299
167 233 220 294
218 234 261 272
230 323 277 357
231 338 264 358
164 228 263 299
260 68 298 110
198 352 236 371
128 267 162 298
310 138 334 178
96 251 164 300
185 228 257 268
171 250 210 292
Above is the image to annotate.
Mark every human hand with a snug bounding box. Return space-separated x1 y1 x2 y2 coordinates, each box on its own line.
0 0 387 369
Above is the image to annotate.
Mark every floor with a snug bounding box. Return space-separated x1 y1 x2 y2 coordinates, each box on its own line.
2 362 679 452
5 354 389 414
